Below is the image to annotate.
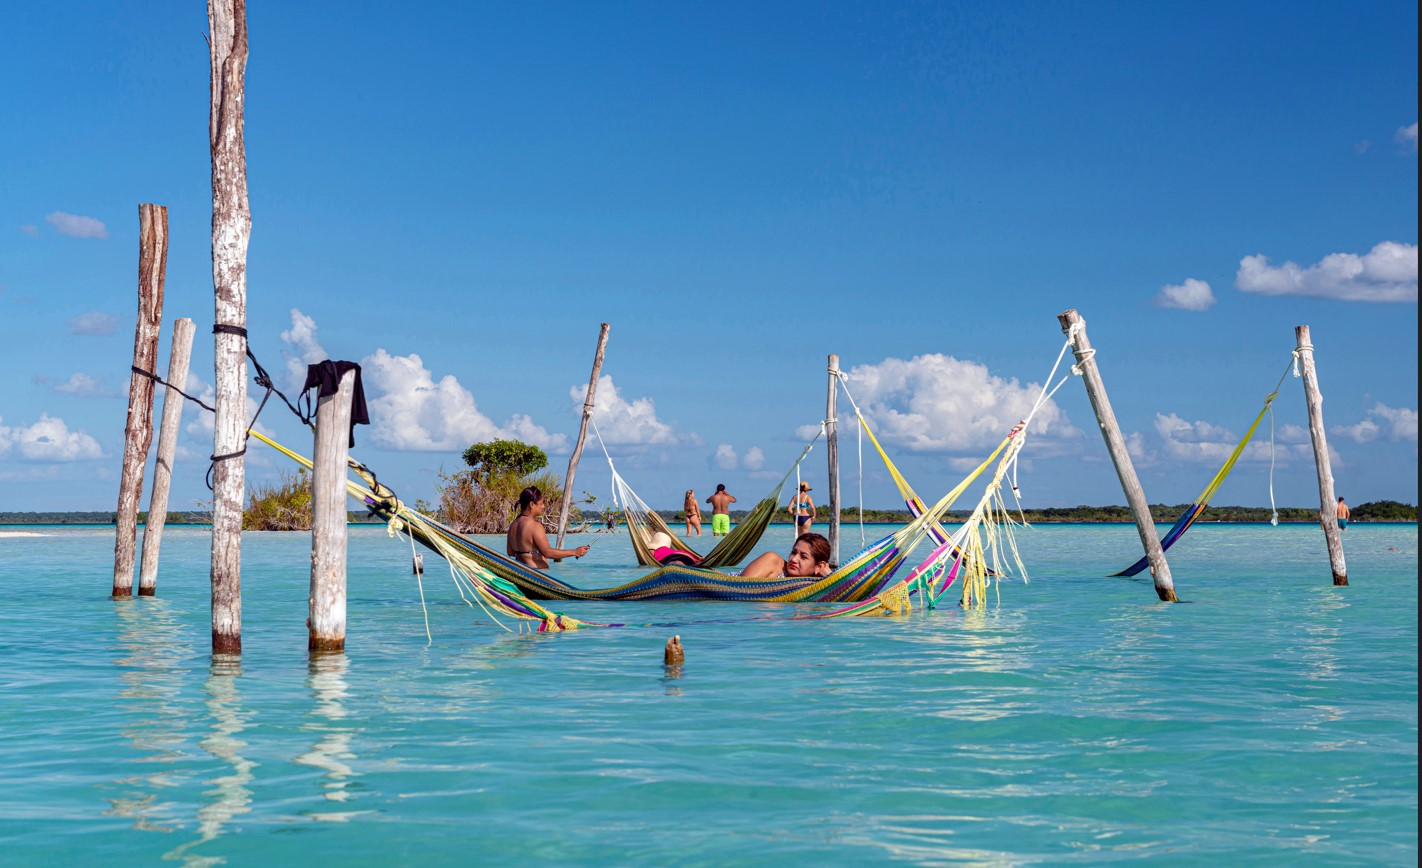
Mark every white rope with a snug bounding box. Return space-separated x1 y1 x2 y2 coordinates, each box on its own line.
1268 402 1279 526
1291 344 1311 378
857 409 865 547
1005 335 1077 501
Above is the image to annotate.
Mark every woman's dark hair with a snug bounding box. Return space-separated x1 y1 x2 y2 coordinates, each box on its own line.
795 532 831 564
517 486 544 513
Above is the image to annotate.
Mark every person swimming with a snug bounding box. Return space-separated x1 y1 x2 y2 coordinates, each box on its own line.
506 486 590 569
739 532 833 579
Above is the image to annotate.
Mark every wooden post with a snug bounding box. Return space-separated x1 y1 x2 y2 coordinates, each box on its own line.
114 204 168 599
138 317 196 596
310 369 356 652
1295 325 1348 585
209 0 251 654
1058 309 1177 601
556 323 610 548
826 354 841 565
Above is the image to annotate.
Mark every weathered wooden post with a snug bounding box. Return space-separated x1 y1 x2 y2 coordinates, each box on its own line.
139 317 196 595
826 353 841 564
114 203 168 599
310 369 356 652
556 322 610 548
1058 309 1177 601
1294 325 1348 586
209 0 251 653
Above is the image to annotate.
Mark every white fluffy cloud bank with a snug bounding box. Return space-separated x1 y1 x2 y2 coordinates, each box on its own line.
1155 278 1215 311
814 354 1077 453
0 414 103 461
1236 241 1418 303
574 375 700 447
364 349 567 452
274 309 568 453
1333 403 1418 444
1135 412 1315 467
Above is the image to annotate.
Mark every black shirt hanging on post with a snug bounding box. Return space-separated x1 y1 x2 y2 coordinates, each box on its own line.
302 360 370 448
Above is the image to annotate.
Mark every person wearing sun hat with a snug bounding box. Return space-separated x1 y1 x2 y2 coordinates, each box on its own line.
787 481 816 534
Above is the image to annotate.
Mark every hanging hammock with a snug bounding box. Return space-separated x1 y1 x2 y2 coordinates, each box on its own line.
1111 356 1296 577
598 421 821 569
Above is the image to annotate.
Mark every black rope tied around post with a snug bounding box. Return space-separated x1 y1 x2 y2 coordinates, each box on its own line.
130 324 370 493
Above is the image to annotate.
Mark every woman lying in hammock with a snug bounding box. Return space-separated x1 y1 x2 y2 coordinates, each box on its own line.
739 532 833 579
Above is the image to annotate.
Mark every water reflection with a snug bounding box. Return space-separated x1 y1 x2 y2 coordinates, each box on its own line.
104 599 191 832
295 653 369 821
164 655 254 866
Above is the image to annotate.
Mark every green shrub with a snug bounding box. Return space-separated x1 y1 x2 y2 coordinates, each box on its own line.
244 469 313 531
462 439 548 479
436 441 577 534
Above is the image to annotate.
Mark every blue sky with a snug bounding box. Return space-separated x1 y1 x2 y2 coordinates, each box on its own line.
2 1 1416 514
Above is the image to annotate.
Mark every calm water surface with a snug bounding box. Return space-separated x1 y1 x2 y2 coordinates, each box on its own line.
0 522 1416 865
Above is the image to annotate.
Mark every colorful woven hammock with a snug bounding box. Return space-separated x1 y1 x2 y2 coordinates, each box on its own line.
1112 357 1294 577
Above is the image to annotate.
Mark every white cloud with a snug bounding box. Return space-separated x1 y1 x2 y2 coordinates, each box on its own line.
743 446 766 471
279 308 328 390
19 224 39 236
1333 403 1418 444
1397 122 1418 153
805 354 1078 453
1354 139 1371 155
712 443 738 470
1236 241 1418 302
574 375 699 447
67 311 118 335
364 348 567 452
0 414 103 461
1149 412 1313 465
47 211 109 239
1155 278 1215 311
1278 423 1309 444
51 372 116 398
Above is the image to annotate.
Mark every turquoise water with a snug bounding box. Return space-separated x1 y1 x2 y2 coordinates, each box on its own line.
1 522 1415 864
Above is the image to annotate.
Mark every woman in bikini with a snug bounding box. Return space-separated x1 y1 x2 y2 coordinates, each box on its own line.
739 532 833 580
683 489 703 537
506 486 590 569
787 482 816 535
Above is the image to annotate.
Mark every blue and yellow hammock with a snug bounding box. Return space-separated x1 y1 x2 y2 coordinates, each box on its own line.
1112 358 1294 577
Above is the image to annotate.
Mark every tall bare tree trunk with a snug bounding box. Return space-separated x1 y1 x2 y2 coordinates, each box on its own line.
209 0 251 654
114 204 168 598
1058 309 1177 601
139 317 196 595
557 323 610 547
1295 325 1348 585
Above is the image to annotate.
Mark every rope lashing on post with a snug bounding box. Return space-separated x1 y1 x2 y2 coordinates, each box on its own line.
129 323 368 489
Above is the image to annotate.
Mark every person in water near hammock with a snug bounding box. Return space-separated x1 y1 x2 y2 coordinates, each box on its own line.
1336 496 1350 531
787 482 816 534
739 532 833 579
683 490 703 536
647 531 700 566
507 486 590 569
707 484 736 537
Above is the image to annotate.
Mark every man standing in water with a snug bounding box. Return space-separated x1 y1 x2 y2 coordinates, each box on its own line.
707 484 737 537
1336 496 1350 531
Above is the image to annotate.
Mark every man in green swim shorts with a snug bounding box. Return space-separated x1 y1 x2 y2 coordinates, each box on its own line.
1336 496 1350 530
707 483 736 537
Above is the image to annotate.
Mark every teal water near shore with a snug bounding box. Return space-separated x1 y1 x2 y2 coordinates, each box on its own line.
1 523 1416 864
